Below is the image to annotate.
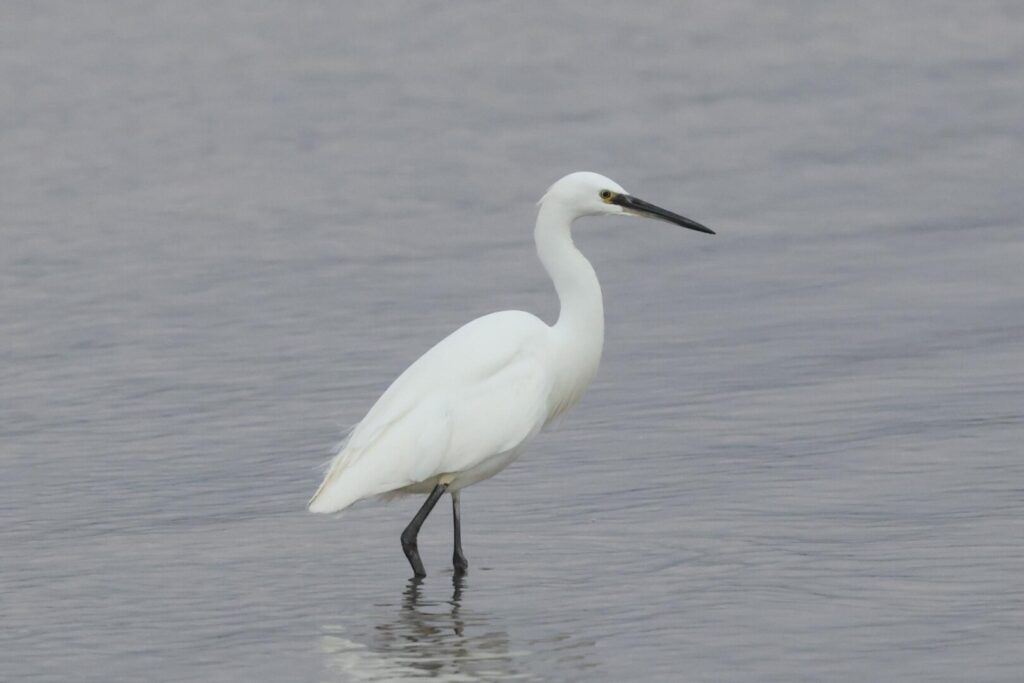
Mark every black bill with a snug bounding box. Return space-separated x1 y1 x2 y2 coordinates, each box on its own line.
612 194 715 235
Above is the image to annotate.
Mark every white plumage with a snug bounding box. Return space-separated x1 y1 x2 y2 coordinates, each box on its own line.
308 311 555 512
307 171 713 577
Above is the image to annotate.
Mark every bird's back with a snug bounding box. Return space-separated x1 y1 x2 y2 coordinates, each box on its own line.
308 310 555 513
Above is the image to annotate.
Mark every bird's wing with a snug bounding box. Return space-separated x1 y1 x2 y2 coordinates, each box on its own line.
308 311 553 513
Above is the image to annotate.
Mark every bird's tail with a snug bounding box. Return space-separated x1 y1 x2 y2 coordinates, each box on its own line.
307 426 365 514
308 415 422 513
307 446 359 513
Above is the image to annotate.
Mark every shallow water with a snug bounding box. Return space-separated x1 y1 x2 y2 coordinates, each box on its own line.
2 2 1023 681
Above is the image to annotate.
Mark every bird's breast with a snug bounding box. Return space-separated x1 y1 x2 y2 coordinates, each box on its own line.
545 328 603 424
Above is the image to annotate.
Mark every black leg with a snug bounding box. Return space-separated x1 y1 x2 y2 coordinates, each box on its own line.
452 490 469 575
401 483 448 577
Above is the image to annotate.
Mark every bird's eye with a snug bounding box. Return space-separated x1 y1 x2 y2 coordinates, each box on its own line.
599 190 613 201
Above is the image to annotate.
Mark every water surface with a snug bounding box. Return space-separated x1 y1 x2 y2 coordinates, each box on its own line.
2 2 1023 681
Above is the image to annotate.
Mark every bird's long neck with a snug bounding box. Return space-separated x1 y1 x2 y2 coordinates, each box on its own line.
536 201 604 334
535 200 604 407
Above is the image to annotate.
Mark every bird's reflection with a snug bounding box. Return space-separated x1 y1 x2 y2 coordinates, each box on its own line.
388 574 468 645
320 573 537 681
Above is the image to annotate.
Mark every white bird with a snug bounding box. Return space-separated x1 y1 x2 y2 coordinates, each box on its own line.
308 171 714 577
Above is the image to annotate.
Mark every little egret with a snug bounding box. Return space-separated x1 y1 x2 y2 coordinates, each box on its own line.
308 171 714 577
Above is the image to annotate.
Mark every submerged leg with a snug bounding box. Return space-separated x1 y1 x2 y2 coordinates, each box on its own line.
401 483 448 577
452 490 469 575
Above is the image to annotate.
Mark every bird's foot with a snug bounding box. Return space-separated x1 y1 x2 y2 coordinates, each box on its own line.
402 535 427 577
406 551 427 578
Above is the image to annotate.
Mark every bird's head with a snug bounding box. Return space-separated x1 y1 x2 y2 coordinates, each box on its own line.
540 171 714 235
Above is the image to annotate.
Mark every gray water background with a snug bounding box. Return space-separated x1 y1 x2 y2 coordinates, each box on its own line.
3 2 1023 681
